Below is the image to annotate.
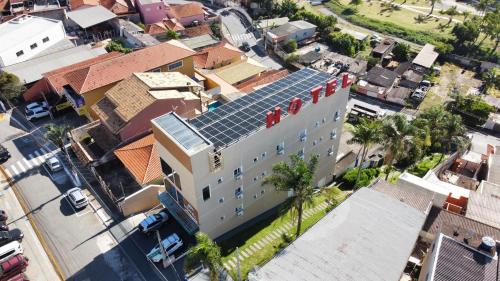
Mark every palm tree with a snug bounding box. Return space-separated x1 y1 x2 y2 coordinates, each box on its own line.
442 114 467 154
428 0 442 16
482 68 499 94
444 6 459 25
0 71 25 108
45 124 71 151
185 232 222 281
262 154 319 238
381 114 415 180
347 118 381 187
462 11 471 21
165 30 180 40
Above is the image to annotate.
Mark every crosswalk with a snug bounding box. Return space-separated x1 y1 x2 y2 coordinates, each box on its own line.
3 147 54 179
231 33 253 43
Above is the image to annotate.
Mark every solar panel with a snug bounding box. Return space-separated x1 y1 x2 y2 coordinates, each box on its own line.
189 68 331 149
155 113 207 150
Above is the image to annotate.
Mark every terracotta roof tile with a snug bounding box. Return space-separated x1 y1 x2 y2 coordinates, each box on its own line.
0 0 9 11
237 69 289 92
70 0 133 13
144 22 168 35
170 3 204 19
64 40 195 94
193 42 242 69
69 0 99 9
114 134 162 185
163 18 184 31
183 24 212 38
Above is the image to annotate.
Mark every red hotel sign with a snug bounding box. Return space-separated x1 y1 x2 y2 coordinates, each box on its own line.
266 73 351 128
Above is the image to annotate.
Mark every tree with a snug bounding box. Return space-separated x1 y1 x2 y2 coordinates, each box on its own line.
184 232 222 281
0 72 25 108
462 11 471 21
45 124 71 151
210 22 221 38
452 21 480 45
350 0 362 5
327 32 358 57
451 93 494 126
367 56 379 70
392 43 410 61
443 6 459 25
277 0 298 16
428 0 442 15
283 39 297 53
347 118 381 187
105 40 132 53
165 30 180 40
442 113 467 155
381 114 415 180
482 68 499 94
262 154 319 238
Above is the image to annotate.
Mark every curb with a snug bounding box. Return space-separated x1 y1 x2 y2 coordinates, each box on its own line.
0 166 65 281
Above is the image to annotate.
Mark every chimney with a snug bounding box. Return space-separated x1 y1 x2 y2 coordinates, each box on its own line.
478 236 496 256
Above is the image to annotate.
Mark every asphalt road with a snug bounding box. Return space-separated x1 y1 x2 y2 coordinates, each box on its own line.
1 110 144 281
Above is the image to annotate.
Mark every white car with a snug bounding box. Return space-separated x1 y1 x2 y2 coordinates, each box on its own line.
45 157 62 172
66 187 89 209
26 106 49 121
138 210 169 234
146 233 183 263
25 101 48 114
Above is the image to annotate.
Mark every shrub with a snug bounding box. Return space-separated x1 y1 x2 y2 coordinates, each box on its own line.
105 40 132 53
285 53 299 64
282 233 294 243
283 39 298 53
342 167 380 188
342 7 358 15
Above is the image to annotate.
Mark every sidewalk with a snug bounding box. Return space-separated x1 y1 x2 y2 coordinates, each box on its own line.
0 171 60 281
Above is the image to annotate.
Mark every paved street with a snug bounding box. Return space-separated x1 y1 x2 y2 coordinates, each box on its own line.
0 110 144 281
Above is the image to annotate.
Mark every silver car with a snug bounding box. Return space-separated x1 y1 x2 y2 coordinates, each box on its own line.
45 157 62 172
67 187 88 209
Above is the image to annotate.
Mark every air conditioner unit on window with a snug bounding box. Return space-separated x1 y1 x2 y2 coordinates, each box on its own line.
234 173 242 180
300 135 307 142
236 208 244 216
277 149 284 155
236 192 243 199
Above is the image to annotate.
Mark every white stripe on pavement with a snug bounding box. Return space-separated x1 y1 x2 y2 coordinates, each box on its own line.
9 165 19 176
28 154 40 165
17 161 26 173
34 150 45 164
22 158 33 169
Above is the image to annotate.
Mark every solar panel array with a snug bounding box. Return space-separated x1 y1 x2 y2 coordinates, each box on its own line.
155 113 207 150
189 68 332 149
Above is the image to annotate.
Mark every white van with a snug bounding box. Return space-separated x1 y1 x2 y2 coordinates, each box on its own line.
0 241 23 263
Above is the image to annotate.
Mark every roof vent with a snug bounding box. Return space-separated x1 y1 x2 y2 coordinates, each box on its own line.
479 236 496 256
464 230 474 244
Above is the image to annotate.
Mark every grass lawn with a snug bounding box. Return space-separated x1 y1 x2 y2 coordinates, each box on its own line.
407 153 444 177
219 187 346 279
418 88 446 111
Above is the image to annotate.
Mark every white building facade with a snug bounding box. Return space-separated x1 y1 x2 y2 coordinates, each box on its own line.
152 68 351 238
0 15 66 68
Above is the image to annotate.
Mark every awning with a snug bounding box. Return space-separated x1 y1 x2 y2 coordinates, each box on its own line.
67 6 117 29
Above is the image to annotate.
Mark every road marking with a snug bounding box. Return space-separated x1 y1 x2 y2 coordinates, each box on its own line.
40 147 48 154
22 158 33 170
17 161 26 173
34 150 45 164
10 165 19 176
28 153 41 165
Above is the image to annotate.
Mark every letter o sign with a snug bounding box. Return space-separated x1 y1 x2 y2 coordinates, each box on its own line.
288 98 302 115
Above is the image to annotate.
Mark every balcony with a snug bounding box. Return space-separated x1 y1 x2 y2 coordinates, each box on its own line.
159 185 199 235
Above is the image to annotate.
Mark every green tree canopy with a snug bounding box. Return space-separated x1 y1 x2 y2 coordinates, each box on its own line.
45 124 72 150
165 30 180 40
392 43 410 61
0 71 25 106
283 39 297 53
327 32 359 57
451 94 495 126
184 232 222 281
105 40 132 53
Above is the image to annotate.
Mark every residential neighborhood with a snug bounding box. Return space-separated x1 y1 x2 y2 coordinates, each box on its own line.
0 0 498 280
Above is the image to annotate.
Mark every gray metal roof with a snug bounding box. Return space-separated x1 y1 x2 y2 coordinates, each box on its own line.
3 45 107 84
466 181 500 229
180 34 219 50
251 188 426 281
487 154 500 185
268 20 316 37
412 43 438 69
153 112 209 151
67 6 117 29
370 179 435 214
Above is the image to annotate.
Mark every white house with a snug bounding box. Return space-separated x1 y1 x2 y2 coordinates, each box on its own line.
266 20 316 49
0 15 66 68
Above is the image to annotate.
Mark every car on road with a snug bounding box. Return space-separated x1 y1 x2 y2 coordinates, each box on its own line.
240 41 250 52
146 233 183 263
221 10 229 16
0 254 28 280
0 230 23 247
138 210 169 234
0 211 7 222
0 145 10 163
45 157 62 172
25 101 48 114
0 241 23 263
25 106 50 121
66 187 89 209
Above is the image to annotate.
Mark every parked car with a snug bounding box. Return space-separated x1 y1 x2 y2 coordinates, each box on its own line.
45 157 62 172
0 241 23 263
240 42 250 52
5 273 30 281
146 233 183 263
0 223 8 232
138 210 169 234
0 230 23 247
25 107 49 121
24 101 48 114
420 80 431 87
0 145 10 163
66 187 88 209
0 255 28 280
0 211 7 222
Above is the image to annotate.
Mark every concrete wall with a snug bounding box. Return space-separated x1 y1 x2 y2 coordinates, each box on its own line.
120 184 164 216
156 78 350 238
287 27 315 43
135 0 166 24
159 56 195 78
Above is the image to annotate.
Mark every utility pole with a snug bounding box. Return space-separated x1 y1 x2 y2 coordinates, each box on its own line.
40 91 54 120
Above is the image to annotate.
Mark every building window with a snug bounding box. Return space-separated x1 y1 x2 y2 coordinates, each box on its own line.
261 189 265 195
42 37 49 43
235 187 243 198
276 142 285 155
334 111 340 121
217 177 223 184
219 197 224 204
322 117 326 124
313 140 318 146
30 43 37 49
320 136 324 142
299 129 307 142
168 60 183 71
315 121 320 128
297 148 305 160
235 207 244 216
202 186 210 201
16 50 24 57
150 67 161 72
253 194 258 199
330 129 337 140
261 171 267 177
261 152 267 159
253 176 259 182
328 147 334 156
253 157 258 163
220 215 225 221
233 167 242 179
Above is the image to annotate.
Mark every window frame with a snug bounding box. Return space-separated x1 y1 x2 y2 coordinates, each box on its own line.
202 186 211 201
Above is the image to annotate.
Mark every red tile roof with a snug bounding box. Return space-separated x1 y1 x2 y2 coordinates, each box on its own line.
236 69 290 93
0 0 9 12
114 134 162 185
183 24 212 38
144 22 168 35
163 18 185 31
70 0 133 14
170 3 204 19
64 40 195 94
193 42 242 69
